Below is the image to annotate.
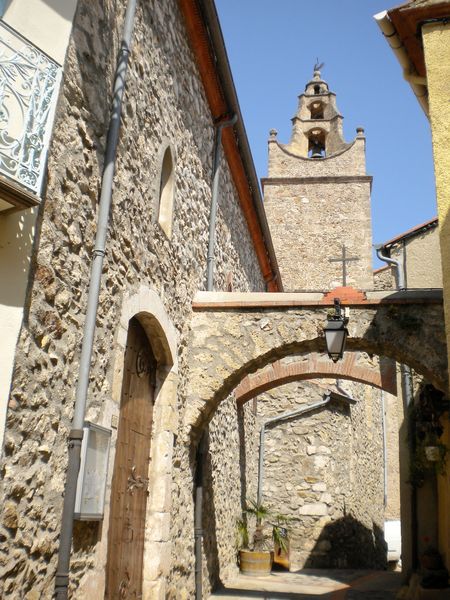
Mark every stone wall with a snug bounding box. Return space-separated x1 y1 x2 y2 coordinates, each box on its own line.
202 396 258 597
268 137 368 178
255 379 387 570
264 178 373 290
374 266 394 290
385 390 402 521
0 1 266 598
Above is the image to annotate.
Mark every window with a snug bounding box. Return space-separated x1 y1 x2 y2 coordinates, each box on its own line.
226 271 234 292
157 146 175 239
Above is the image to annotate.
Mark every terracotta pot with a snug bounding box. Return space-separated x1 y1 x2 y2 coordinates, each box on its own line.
239 550 273 576
273 540 290 570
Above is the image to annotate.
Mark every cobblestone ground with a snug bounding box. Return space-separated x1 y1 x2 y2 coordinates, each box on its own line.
208 569 403 599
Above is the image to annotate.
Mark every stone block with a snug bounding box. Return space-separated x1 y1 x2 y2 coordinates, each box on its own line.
143 579 166 600
299 503 328 516
2 503 18 529
312 482 327 492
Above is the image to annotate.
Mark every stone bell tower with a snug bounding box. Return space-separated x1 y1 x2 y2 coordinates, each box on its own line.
264 69 373 291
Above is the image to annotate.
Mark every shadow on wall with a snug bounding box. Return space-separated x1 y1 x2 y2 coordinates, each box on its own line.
202 430 221 594
304 515 387 570
237 404 249 516
202 404 254 595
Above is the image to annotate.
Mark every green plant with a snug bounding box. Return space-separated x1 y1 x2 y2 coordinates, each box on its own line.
238 500 291 553
270 513 291 553
236 517 249 550
408 384 449 487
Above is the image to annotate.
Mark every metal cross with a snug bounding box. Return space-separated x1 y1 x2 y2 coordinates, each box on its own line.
329 244 360 287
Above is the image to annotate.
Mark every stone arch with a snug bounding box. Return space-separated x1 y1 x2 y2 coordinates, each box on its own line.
105 286 178 599
184 300 446 434
235 351 397 405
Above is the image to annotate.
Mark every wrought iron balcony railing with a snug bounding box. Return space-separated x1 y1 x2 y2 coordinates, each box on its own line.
0 20 61 197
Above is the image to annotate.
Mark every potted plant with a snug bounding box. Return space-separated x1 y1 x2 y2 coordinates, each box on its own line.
409 384 449 486
237 500 290 576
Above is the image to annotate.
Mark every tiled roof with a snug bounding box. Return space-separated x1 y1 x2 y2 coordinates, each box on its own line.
382 217 438 248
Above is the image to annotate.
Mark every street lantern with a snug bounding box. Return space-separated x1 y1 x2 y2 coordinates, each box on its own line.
324 298 349 362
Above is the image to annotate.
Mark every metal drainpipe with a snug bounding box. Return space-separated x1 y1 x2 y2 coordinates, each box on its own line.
381 390 388 507
335 379 356 402
206 114 238 291
375 242 417 572
193 114 237 600
374 244 406 290
401 361 418 571
373 11 429 115
194 434 206 600
54 2 137 598
257 394 332 506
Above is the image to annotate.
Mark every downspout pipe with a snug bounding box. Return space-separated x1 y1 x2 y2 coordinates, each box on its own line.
374 10 429 115
375 243 416 572
381 390 388 507
335 379 357 403
199 0 282 291
54 2 137 598
374 244 406 290
193 113 238 600
257 394 332 506
206 113 238 291
401 361 418 572
194 434 206 600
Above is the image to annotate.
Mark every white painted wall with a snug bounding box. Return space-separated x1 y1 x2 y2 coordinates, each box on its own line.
0 2 80 452
0 209 37 452
4 0 78 64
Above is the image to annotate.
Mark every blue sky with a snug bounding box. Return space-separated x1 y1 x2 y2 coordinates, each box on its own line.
215 0 437 265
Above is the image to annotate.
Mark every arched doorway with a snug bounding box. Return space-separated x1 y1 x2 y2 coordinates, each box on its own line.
105 317 156 599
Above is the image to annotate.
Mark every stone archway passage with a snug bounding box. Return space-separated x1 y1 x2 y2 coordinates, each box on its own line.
235 351 397 404
185 289 446 431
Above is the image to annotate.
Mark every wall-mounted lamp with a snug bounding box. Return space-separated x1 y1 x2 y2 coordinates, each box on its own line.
324 298 349 362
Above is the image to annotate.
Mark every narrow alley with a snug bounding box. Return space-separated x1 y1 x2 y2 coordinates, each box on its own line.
210 569 403 600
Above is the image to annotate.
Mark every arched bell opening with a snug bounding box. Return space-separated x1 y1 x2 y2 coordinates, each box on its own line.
309 100 324 120
307 129 326 158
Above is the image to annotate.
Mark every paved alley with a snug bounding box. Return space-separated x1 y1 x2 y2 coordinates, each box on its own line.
209 569 403 600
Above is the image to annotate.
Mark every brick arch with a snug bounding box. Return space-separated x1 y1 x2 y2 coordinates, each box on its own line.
235 351 397 405
184 291 446 434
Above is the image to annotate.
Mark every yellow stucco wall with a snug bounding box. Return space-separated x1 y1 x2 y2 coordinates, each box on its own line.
389 226 442 289
422 21 450 570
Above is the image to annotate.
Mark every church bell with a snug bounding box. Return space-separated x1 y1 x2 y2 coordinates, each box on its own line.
310 140 324 158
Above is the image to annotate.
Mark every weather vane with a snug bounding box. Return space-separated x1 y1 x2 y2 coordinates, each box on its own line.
314 58 325 72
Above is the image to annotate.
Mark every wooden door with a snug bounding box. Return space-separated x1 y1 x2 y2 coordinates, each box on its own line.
105 318 156 600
